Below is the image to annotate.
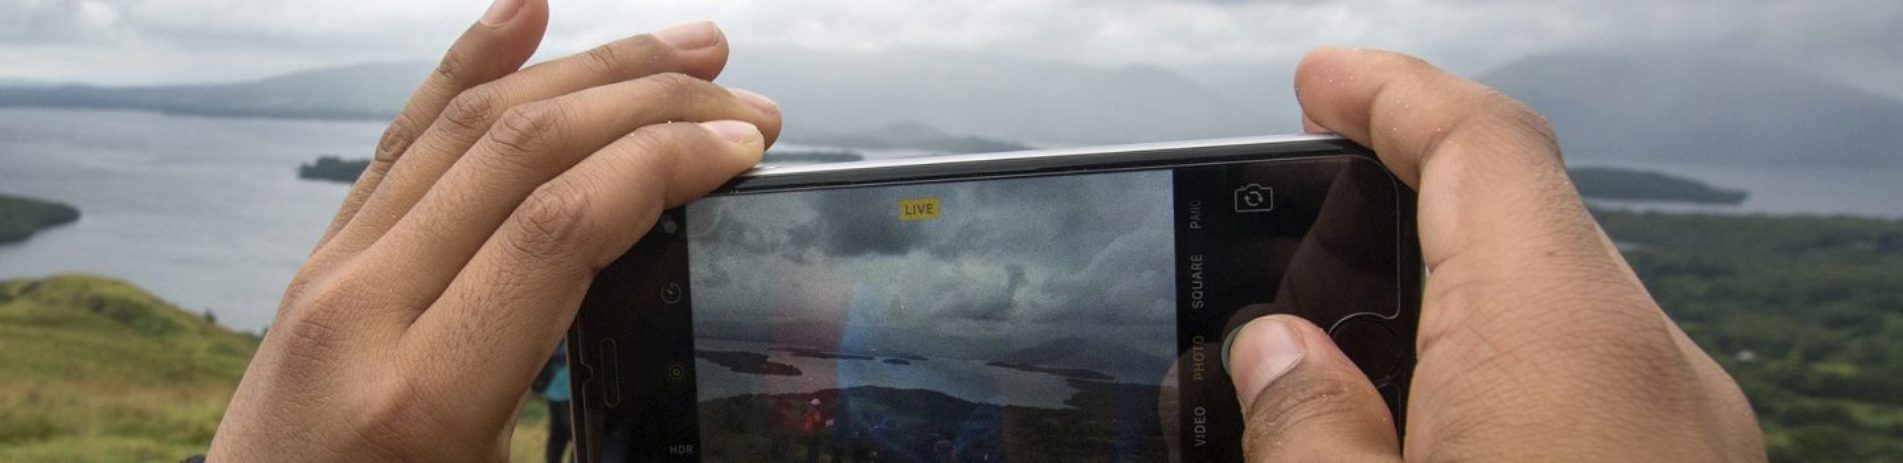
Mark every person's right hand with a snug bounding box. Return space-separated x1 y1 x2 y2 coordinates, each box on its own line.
1224 47 1764 461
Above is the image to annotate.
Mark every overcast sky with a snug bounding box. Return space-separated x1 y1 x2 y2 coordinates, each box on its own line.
1 0 1897 98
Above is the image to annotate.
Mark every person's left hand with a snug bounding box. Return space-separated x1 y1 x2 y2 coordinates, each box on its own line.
208 0 781 459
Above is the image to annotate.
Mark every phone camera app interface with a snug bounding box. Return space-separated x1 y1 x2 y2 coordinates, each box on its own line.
685 170 1176 462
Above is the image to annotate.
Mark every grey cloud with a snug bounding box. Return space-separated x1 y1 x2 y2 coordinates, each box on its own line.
687 170 1176 360
0 1 115 44
785 187 920 257
4 0 1898 102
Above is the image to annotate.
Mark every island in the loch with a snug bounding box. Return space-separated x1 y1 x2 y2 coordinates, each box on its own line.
297 155 371 183
697 349 803 376
985 361 1115 381
0 193 80 245
1569 166 1748 204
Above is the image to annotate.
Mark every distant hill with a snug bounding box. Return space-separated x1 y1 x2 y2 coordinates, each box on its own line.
781 121 1032 154
0 275 259 460
721 47 1272 144
0 78 59 88
0 193 80 245
13 49 1899 168
1480 51 1903 168
0 47 1272 145
0 61 428 120
998 336 1170 382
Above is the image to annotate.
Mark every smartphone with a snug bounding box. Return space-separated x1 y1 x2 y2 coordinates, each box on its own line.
565 134 1422 462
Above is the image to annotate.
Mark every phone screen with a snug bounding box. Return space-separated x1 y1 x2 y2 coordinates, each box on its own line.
569 152 1420 462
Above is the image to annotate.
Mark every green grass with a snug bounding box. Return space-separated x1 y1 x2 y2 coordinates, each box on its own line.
0 275 255 461
0 274 561 461
1596 210 1903 461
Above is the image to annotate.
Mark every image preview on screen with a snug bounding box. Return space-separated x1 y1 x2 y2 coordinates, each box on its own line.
683 169 1177 461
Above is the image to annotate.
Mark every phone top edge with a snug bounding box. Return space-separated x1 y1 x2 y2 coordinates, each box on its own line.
726 133 1364 193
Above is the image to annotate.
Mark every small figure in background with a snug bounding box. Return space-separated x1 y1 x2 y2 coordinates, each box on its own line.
534 344 573 463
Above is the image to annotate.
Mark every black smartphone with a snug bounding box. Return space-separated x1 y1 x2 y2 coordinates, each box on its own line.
565 135 1422 462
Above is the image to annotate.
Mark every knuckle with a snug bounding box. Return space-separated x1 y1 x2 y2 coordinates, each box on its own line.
1504 102 1560 150
347 377 443 459
511 180 593 256
439 86 505 136
583 41 628 75
482 101 567 167
374 112 422 163
644 72 714 104
587 34 681 81
629 123 693 152
432 50 473 86
622 126 692 173
1474 89 1559 149
273 285 366 366
277 311 346 365
648 71 699 88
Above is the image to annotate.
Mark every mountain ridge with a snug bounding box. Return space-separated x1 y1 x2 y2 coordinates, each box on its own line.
5 48 1901 167
1478 51 1903 167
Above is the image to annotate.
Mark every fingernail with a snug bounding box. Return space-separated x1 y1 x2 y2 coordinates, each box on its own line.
653 21 721 50
479 0 522 26
701 120 763 146
727 88 780 115
1227 315 1307 409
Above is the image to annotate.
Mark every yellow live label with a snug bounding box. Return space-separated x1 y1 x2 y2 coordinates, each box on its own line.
898 197 940 221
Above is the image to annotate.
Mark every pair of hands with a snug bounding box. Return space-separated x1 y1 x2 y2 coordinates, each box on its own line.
210 0 1763 460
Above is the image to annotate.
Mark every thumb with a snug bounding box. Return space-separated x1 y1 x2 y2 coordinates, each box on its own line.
1227 314 1400 461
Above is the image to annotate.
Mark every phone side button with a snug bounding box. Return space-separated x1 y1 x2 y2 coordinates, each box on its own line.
600 338 621 408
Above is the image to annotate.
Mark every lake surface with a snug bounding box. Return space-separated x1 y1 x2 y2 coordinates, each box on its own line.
694 339 1098 410
0 108 373 331
3 107 1901 331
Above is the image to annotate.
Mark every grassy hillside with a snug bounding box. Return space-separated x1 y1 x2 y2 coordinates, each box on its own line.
1596 210 1903 461
0 193 80 245
0 275 257 461
0 274 558 461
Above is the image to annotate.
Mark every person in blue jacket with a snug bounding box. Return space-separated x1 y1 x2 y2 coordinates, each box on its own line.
536 344 573 463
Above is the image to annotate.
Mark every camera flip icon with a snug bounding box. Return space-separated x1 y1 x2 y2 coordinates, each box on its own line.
1233 184 1273 213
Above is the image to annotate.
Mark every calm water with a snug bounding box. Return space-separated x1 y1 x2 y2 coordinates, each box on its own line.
3 107 1901 331
694 339 1093 410
0 108 374 331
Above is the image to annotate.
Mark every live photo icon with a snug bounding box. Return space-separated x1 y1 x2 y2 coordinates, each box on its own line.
1234 184 1273 213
